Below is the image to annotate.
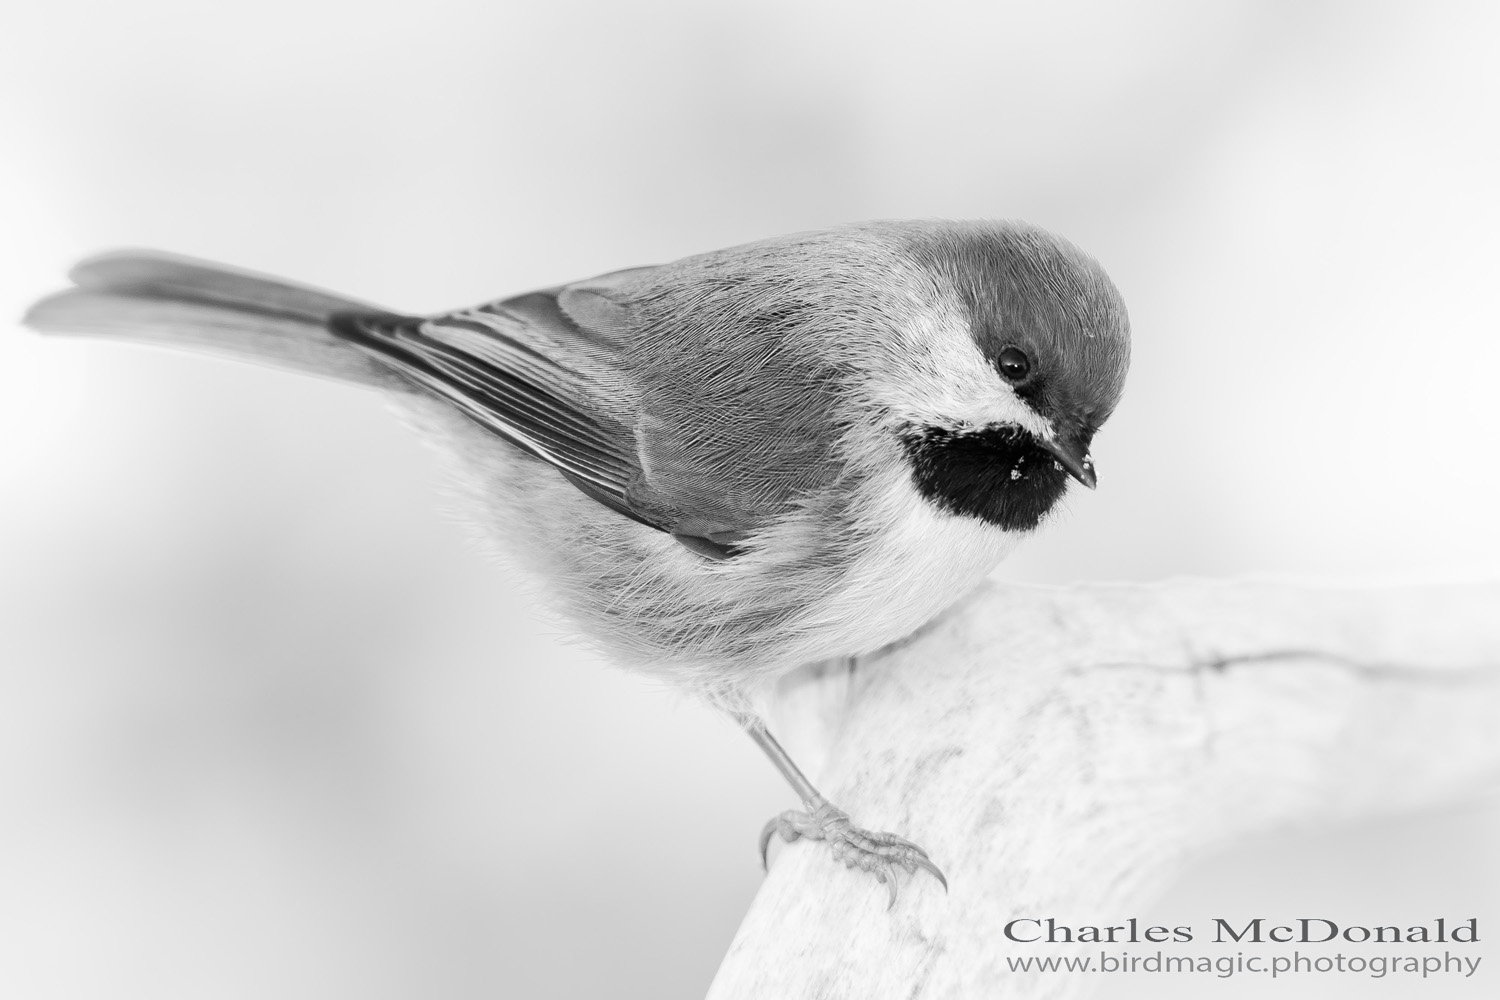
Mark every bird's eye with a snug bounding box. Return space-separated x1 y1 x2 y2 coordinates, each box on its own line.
998 346 1031 382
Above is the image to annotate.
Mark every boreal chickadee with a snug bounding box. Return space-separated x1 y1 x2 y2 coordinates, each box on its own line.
25 220 1130 906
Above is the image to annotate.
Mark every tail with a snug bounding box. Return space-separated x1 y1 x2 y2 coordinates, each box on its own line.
22 250 412 392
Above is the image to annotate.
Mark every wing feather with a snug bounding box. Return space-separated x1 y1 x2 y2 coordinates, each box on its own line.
329 260 824 561
330 309 647 516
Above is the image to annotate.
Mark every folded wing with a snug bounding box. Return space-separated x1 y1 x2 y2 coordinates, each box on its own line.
330 293 658 531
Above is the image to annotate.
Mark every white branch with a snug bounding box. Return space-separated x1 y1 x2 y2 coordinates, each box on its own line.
707 579 1500 999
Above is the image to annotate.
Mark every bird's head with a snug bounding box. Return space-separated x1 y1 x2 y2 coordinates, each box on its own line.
885 221 1131 532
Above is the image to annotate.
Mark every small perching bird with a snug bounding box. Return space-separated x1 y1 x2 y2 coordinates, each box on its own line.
24 221 1130 906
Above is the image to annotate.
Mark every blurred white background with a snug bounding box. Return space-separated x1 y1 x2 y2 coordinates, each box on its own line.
2 1 1497 996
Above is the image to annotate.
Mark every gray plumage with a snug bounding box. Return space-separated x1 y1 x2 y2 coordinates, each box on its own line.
24 221 1130 710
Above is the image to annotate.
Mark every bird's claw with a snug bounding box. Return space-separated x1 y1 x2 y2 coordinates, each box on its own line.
759 802 947 909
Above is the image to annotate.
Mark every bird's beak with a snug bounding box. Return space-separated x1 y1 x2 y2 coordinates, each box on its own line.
1041 431 1097 490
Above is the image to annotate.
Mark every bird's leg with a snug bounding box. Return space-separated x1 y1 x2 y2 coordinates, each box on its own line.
737 713 947 909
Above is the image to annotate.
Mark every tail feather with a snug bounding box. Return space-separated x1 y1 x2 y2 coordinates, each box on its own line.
23 250 412 392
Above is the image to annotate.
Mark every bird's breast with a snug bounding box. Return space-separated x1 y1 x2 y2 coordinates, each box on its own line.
788 463 1024 661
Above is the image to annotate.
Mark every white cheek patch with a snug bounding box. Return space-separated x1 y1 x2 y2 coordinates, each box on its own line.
864 301 1051 438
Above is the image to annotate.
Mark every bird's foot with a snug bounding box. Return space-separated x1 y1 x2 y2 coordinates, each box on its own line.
758 801 947 909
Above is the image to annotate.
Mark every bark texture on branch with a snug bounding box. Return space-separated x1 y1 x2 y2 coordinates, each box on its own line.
707 579 1500 1000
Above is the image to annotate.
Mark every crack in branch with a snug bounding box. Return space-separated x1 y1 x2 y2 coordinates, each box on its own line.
1085 648 1500 685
